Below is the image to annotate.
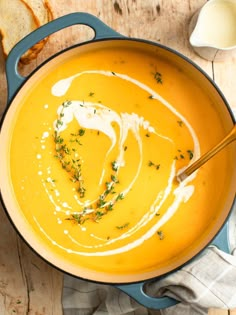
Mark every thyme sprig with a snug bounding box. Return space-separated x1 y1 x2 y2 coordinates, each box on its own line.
53 100 86 198
153 71 163 84
54 102 126 225
66 160 125 225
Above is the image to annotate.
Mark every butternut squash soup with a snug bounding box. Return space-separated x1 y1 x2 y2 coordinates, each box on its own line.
4 41 234 280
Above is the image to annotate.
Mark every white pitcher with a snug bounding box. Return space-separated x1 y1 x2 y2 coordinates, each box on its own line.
189 0 236 61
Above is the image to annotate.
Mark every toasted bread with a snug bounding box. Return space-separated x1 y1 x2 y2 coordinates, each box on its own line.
22 0 50 25
20 0 54 64
0 0 53 64
0 0 39 57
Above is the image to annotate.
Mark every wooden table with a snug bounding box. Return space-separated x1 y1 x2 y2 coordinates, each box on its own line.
0 1 235 314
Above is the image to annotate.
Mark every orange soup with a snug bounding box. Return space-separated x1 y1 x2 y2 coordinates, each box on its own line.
6 42 233 278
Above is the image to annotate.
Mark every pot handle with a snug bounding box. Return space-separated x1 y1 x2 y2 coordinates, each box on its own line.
116 282 178 309
116 222 230 309
6 12 123 102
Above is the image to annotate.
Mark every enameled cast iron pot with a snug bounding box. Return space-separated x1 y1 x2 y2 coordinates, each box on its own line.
0 13 235 309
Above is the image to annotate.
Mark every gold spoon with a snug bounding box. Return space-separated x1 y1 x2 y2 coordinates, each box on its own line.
177 124 236 182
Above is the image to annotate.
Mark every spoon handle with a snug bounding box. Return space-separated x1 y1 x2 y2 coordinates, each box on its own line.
178 124 236 181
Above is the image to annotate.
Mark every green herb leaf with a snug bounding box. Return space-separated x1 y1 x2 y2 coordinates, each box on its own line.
157 230 164 240
148 160 160 170
187 149 194 160
153 71 163 84
95 211 105 221
78 129 85 136
111 174 119 183
107 203 114 211
116 222 129 230
111 161 118 171
177 120 183 127
116 193 124 201
148 160 154 167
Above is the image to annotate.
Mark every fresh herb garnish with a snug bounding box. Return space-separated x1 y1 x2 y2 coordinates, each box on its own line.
78 129 85 136
107 203 114 211
187 149 194 160
148 161 154 167
116 193 124 201
153 71 163 84
64 155 125 225
111 174 119 183
94 211 105 221
78 186 86 198
175 149 194 161
111 161 119 171
97 195 106 208
63 100 72 107
157 230 164 240
116 222 129 230
177 120 183 127
66 213 85 225
56 119 63 129
148 160 160 170
54 100 86 198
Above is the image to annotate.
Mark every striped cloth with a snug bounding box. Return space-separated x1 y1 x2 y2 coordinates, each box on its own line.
62 246 236 315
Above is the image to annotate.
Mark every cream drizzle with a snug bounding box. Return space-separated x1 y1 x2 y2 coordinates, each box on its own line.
35 70 200 257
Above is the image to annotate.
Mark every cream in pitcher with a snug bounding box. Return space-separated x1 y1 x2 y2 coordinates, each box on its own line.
189 0 236 61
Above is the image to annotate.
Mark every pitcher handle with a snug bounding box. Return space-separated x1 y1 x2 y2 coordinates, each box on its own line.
6 12 123 102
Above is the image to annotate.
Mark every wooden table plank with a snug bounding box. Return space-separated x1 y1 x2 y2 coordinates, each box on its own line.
0 204 63 315
0 1 235 314
214 59 236 111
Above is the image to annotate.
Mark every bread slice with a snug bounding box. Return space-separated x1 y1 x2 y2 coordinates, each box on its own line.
0 0 53 64
0 0 39 57
20 0 53 64
22 0 50 25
